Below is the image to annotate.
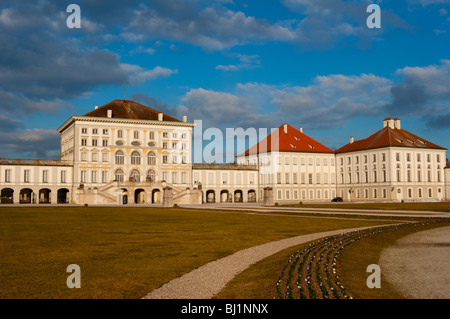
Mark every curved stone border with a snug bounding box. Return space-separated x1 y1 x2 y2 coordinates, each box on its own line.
142 224 393 299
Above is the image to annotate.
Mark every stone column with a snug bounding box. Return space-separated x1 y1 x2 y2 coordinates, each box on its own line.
162 187 174 207
263 187 274 206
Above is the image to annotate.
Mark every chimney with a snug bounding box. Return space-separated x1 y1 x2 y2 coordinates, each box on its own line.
95 105 98 110
107 110 112 118
350 136 354 144
299 126 303 133
283 124 288 134
158 113 163 121
182 115 187 123
383 117 395 129
394 118 401 130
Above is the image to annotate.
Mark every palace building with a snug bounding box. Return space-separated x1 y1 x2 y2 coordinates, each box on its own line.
0 99 448 205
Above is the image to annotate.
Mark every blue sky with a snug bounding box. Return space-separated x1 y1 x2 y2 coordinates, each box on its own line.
0 0 449 160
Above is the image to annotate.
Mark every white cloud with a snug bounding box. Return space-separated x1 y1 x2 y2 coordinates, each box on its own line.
121 65 178 84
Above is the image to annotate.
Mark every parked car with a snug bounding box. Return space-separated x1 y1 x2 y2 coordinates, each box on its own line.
331 197 343 202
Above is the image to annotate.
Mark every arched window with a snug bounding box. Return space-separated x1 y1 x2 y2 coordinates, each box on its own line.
115 151 124 165
130 169 140 182
147 169 156 182
131 151 141 165
147 151 156 165
115 169 124 182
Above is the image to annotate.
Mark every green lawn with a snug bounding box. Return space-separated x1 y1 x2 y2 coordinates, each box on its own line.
0 206 393 299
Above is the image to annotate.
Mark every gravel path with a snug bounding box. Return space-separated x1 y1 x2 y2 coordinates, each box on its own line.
380 226 450 299
142 225 389 299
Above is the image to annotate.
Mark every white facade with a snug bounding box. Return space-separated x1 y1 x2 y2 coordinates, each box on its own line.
0 107 448 205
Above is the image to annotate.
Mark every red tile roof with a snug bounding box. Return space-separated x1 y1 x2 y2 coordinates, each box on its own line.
83 99 181 122
241 124 334 156
336 125 446 153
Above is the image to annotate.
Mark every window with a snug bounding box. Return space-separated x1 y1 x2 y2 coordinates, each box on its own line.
4 169 11 182
427 170 431 182
316 173 320 184
102 171 108 183
163 155 168 164
194 172 199 184
382 153 386 162
172 155 177 164
117 130 123 138
81 138 87 146
102 152 109 162
130 169 140 182
92 139 98 146
277 190 282 200
308 174 313 184
163 142 168 149
181 172 187 184
81 128 87 134
162 172 168 181
81 170 87 183
61 170 66 183
42 169 48 183
115 151 124 165
301 173 306 184
427 154 431 162
182 143 187 150
172 172 177 184
382 189 387 199
294 190 299 200
364 189 369 199
147 152 156 165
437 154 441 163
285 190 290 200
163 132 168 138
182 156 187 164
24 170 30 183
102 129 108 135
397 170 401 182
406 153 411 162
81 151 87 162
418 188 422 198
92 170 97 183
417 154 421 162
149 131 155 140
372 154 376 162
146 169 155 182
172 142 178 150
133 131 139 139
92 151 98 162
373 189 377 199
115 169 124 182
131 151 141 165
293 173 298 184
277 173 281 184
102 139 108 147
408 188 412 198
285 173 289 184
396 153 400 161
285 157 289 165
182 133 187 139
428 188 432 198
